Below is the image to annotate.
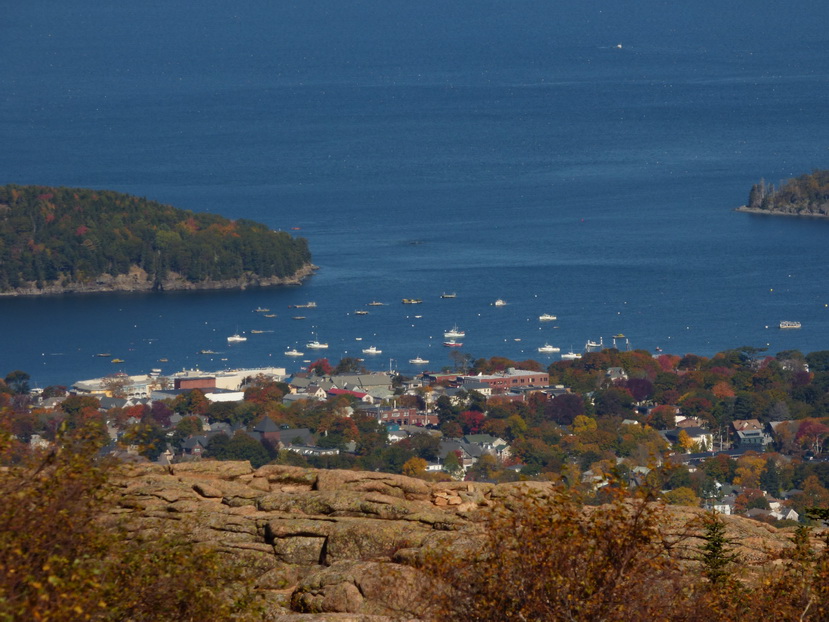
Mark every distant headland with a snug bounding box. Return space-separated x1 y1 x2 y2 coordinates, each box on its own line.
735 169 829 218
0 185 315 296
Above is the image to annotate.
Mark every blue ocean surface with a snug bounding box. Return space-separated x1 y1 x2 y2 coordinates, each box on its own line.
1 0 829 387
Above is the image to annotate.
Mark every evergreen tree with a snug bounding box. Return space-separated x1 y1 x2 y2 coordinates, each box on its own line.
698 511 740 586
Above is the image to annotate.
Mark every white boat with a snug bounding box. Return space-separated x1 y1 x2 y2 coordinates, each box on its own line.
354 310 369 315
493 299 507 306
409 356 430 364
585 337 604 351
561 347 582 360
254 307 270 313
539 313 557 321
285 348 304 356
440 292 457 299
443 339 463 347
306 340 328 349
367 301 385 306
779 321 801 329
538 343 561 353
444 325 466 338
362 346 382 354
227 334 246 343
293 301 317 309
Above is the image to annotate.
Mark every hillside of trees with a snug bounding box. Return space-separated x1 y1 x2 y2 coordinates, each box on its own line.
744 169 829 216
0 185 312 293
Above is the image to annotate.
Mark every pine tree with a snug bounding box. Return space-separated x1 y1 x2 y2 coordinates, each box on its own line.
698 511 740 586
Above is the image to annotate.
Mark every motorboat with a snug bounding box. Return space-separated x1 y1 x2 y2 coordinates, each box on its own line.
409 356 429 364
402 298 423 304
538 314 557 321
493 299 507 306
354 310 369 315
254 307 270 313
613 333 625 339
293 301 317 308
263 314 277 318
199 349 217 355
538 344 561 353
292 316 306 320
111 358 125 364
95 353 111 357
440 292 457 299
444 325 466 338
443 339 463 347
285 348 304 356
306 340 329 350
779 321 801 329
227 334 247 343
561 347 582 360
367 301 385 306
585 337 604 351
362 346 382 355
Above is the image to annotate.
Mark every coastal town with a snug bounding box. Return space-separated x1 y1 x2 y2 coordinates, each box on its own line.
6 342 829 527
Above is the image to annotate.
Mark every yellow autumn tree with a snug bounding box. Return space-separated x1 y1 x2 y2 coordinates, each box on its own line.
402 456 428 478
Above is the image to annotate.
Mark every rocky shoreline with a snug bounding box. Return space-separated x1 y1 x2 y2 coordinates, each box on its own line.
735 205 829 218
0 263 318 297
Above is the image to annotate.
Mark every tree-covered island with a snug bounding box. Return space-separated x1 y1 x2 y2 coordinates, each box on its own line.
0 185 314 295
737 169 829 217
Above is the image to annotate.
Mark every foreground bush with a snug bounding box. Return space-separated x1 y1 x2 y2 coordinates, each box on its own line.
0 426 260 621
423 484 829 622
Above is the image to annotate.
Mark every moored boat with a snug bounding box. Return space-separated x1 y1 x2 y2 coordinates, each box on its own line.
227 334 247 343
493 299 507 306
779 321 801 329
409 356 429 364
538 343 561 353
444 325 466 338
539 313 557 321
440 292 457 299
561 349 582 360
285 348 304 356
367 301 385 306
402 298 423 304
443 339 463 347
361 346 382 354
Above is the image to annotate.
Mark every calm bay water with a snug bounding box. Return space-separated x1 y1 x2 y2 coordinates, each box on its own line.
2 1 829 387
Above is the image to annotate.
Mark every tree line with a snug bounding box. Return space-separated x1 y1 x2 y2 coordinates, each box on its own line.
0 185 311 291
747 169 829 215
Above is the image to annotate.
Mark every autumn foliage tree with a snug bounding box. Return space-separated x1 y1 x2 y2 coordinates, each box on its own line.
423 487 689 621
0 425 261 620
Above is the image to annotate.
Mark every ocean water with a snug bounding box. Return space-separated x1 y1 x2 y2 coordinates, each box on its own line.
1 0 829 387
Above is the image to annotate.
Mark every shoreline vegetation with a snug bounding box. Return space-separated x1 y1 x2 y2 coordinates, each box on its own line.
0 185 314 296
738 169 829 217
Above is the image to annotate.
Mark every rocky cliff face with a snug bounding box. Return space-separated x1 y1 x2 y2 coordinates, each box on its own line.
0 263 317 296
112 462 808 621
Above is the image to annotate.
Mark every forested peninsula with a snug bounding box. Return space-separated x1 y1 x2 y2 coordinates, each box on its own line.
0 185 314 295
737 169 829 217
